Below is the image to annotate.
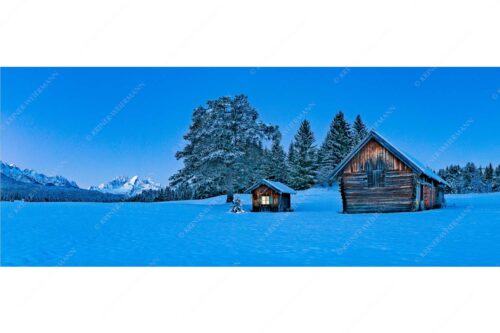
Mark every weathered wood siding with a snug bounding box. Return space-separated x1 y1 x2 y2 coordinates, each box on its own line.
251 185 279 211
340 139 418 213
251 185 292 212
422 183 444 209
341 171 417 213
345 139 412 173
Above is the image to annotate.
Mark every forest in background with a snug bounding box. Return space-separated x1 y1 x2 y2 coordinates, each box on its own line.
4 94 496 203
131 94 500 202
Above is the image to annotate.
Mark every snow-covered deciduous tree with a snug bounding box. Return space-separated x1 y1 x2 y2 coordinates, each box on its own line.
288 120 317 190
316 111 352 186
352 114 368 147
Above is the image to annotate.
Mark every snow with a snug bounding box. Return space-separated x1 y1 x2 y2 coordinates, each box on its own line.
1 161 79 188
89 176 161 197
2 187 499 266
265 180 296 194
400 149 450 186
246 179 296 194
371 131 449 186
331 131 450 187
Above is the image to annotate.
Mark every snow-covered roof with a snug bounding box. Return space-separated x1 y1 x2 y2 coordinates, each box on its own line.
245 179 297 194
330 130 450 187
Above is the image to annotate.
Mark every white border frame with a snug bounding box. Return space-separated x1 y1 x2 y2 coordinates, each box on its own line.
2 1 500 332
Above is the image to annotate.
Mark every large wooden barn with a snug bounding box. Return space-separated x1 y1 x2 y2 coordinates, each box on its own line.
245 179 296 212
331 130 450 214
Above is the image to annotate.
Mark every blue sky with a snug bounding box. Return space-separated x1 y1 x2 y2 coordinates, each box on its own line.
2 67 499 188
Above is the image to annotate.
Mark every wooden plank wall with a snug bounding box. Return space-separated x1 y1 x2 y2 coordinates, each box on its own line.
341 139 418 213
346 140 412 173
423 184 444 209
341 171 417 213
423 186 433 209
251 185 280 211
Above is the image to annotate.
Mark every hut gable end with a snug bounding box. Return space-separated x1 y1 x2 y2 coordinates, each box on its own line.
244 179 296 212
331 130 447 214
344 139 412 175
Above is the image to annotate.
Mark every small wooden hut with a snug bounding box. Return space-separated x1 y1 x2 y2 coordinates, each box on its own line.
245 179 296 212
330 130 450 214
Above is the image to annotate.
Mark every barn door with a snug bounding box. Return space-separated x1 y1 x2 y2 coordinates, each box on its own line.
365 158 386 188
423 186 431 210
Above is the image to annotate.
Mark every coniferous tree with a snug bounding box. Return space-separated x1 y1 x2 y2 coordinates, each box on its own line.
439 165 462 194
352 114 368 147
475 166 486 193
262 130 288 183
288 120 317 190
260 147 273 180
317 111 352 185
484 163 494 192
493 165 500 192
316 121 336 186
484 163 494 181
169 105 212 198
287 142 296 185
438 162 500 194
463 162 477 193
171 95 275 201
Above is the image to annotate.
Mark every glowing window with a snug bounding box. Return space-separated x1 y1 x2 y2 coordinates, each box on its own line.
261 196 271 205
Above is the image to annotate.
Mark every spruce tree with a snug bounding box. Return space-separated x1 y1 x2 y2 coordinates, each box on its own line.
317 111 352 185
441 165 462 194
484 163 495 192
262 130 288 183
463 162 476 193
287 142 296 185
484 163 494 181
260 147 273 180
462 162 486 193
475 166 485 193
288 120 317 190
352 114 368 147
494 165 500 192
316 122 336 186
484 163 494 192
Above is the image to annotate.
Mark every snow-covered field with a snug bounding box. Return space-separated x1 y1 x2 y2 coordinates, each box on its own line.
2 188 499 266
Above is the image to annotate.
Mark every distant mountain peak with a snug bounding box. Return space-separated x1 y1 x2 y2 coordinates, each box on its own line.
89 175 161 197
0 161 79 188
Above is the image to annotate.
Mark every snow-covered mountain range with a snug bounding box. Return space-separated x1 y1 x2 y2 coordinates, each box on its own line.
1 161 161 201
89 176 161 197
1 161 79 188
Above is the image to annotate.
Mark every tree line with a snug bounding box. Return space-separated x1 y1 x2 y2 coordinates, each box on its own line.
130 94 499 203
146 94 366 202
438 163 500 194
